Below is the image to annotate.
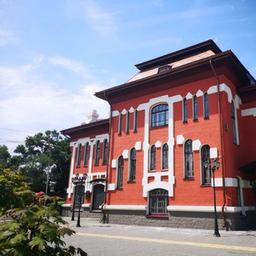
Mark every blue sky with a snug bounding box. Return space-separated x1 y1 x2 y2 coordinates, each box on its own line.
0 0 255 152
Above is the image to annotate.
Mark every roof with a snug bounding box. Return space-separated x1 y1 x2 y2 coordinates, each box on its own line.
135 39 222 71
61 118 109 136
95 47 255 101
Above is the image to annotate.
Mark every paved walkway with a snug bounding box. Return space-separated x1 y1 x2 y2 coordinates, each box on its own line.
64 218 256 256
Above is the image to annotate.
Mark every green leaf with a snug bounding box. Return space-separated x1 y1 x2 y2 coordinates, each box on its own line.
28 236 46 250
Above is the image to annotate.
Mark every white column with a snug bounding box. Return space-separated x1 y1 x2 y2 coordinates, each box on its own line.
67 144 76 198
88 141 95 174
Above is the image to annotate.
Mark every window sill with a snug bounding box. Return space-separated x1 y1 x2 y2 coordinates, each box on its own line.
161 169 168 172
127 180 136 183
183 120 188 124
184 177 194 181
150 124 168 130
200 183 211 187
148 169 157 173
146 214 168 220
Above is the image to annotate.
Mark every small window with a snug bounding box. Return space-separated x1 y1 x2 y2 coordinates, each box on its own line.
84 142 90 166
94 140 100 165
125 111 130 134
129 148 136 182
231 101 239 145
118 113 122 135
102 139 108 165
158 65 172 74
117 156 124 189
162 143 168 170
182 98 188 123
201 145 211 185
193 95 198 121
151 104 168 128
184 140 194 179
133 109 138 133
76 143 82 167
148 189 168 215
203 93 209 119
150 145 156 170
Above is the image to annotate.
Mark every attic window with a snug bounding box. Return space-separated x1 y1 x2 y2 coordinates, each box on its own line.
158 65 172 74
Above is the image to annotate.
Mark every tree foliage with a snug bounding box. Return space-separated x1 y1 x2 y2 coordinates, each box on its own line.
13 130 70 197
0 168 87 256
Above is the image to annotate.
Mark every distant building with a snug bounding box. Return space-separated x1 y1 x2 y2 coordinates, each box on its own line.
61 40 256 230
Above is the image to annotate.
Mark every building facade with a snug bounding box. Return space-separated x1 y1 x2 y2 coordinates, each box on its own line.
62 40 256 230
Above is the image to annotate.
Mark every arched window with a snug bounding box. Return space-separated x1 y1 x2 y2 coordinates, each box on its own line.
148 189 168 214
183 97 188 123
117 156 124 189
201 145 211 185
162 143 168 170
84 142 90 166
129 148 136 181
184 140 194 178
151 104 168 128
150 145 156 170
125 110 130 134
193 95 198 120
203 93 209 119
102 139 108 165
118 113 122 135
94 140 100 165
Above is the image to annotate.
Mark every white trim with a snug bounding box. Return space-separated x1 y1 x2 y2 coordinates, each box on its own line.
129 107 135 113
105 205 146 211
236 176 246 216
67 146 76 198
112 110 119 117
111 159 116 168
122 149 129 159
209 147 218 159
185 92 193 100
211 177 252 188
176 135 185 145
196 89 203 97
167 205 256 213
81 204 90 207
108 183 116 191
121 108 127 115
192 139 201 151
62 204 71 207
241 107 256 117
134 141 142 151
155 140 162 148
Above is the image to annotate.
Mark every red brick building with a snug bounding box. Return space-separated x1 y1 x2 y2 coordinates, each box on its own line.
62 40 256 230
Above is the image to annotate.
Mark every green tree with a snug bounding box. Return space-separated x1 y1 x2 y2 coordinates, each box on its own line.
0 145 10 169
14 130 70 197
0 168 87 256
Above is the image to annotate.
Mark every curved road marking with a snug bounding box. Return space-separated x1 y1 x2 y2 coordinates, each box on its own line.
76 232 256 253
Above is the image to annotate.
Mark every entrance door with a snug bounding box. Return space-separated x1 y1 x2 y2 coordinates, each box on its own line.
92 184 105 210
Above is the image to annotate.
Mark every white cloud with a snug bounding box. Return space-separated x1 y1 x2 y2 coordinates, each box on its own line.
78 0 118 35
0 56 109 153
48 56 90 77
0 28 16 47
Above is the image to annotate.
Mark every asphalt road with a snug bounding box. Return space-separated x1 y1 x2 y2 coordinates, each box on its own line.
64 218 256 256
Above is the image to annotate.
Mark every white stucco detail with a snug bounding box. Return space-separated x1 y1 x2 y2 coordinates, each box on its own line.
185 92 193 99
155 140 162 148
112 110 119 117
105 205 146 210
122 149 129 159
67 146 76 198
196 89 204 97
129 107 135 113
207 85 217 94
219 83 233 103
176 135 185 145
210 177 252 189
167 205 256 213
241 107 256 117
210 147 218 159
107 183 116 191
121 109 127 115
135 141 142 151
192 139 201 151
111 159 117 168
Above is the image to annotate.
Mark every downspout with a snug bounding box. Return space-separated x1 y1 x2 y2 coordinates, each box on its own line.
103 91 112 209
209 59 228 230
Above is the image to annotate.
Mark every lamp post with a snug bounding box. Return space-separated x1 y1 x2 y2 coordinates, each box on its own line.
44 164 57 196
71 173 87 227
211 158 221 237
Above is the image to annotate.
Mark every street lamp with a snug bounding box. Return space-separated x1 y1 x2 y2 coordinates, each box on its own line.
71 173 87 227
44 164 57 196
211 158 221 237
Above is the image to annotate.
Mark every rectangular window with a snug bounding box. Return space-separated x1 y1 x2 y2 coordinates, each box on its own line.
133 109 137 133
193 95 198 121
94 140 101 165
102 139 108 165
83 142 90 166
118 113 122 135
76 144 82 167
125 111 130 134
182 98 188 123
231 101 239 145
203 93 209 119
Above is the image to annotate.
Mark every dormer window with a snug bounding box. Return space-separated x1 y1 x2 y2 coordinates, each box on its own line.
158 65 172 74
